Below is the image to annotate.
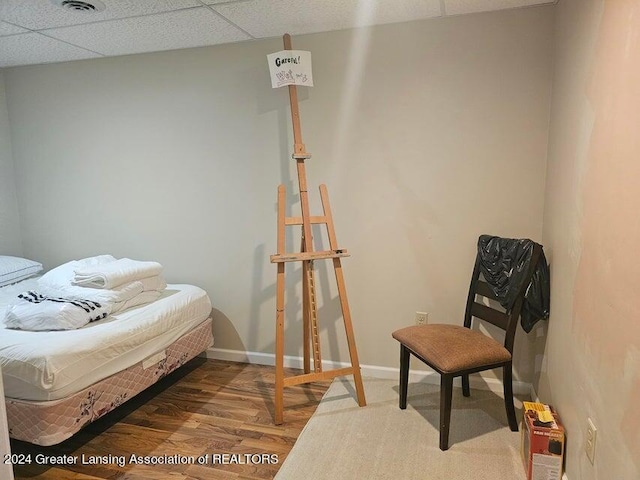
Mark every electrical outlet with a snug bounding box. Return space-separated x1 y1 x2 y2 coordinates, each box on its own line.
415 312 428 325
585 418 597 464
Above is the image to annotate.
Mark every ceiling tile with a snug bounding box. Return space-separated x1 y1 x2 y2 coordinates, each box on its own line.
44 7 251 56
0 20 28 36
444 0 554 16
0 33 100 67
211 0 442 38
0 0 201 30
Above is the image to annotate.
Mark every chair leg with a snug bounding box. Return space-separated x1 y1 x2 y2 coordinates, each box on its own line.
399 344 410 409
503 363 518 431
462 374 470 397
439 375 453 450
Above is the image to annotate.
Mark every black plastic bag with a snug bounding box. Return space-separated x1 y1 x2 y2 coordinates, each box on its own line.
477 235 550 333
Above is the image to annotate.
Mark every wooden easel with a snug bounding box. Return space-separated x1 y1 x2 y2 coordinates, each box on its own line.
270 34 366 424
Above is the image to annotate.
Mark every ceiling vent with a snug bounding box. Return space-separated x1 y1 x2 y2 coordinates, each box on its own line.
51 0 106 12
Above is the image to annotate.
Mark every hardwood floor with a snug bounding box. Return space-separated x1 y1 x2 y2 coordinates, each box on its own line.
10 359 329 480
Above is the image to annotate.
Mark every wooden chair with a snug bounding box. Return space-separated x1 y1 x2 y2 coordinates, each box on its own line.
391 239 542 450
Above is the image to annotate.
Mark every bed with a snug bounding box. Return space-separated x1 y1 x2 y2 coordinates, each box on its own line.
0 273 213 446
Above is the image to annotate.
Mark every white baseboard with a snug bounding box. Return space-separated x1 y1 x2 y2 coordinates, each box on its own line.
563 473 569 480
206 347 532 395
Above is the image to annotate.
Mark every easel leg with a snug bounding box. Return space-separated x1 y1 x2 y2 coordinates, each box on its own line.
318 184 366 406
275 263 285 425
333 258 367 407
275 186 286 425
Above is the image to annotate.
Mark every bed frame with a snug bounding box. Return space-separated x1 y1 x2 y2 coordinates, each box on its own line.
5 317 212 446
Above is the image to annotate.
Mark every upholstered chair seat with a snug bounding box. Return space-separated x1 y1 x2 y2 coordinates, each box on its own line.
392 324 511 374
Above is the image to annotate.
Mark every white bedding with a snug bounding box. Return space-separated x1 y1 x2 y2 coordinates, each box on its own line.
0 277 212 401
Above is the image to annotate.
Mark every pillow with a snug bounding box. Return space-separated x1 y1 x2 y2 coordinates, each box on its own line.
0 256 43 287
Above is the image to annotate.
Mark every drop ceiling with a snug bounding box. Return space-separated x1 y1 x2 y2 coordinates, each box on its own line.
0 0 555 68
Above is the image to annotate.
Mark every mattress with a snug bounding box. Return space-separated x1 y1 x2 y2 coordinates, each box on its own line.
6 318 213 446
0 277 212 401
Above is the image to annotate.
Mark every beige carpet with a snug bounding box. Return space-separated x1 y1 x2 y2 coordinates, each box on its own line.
276 377 527 480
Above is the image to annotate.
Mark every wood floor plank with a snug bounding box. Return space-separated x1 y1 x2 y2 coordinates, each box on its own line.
11 360 329 480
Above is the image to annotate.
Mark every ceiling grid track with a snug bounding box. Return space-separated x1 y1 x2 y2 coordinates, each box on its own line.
0 0 557 68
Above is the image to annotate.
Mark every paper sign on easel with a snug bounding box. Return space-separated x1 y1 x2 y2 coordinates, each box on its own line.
267 50 313 88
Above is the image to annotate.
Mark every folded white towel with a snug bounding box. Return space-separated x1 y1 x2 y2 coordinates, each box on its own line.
114 275 167 293
39 255 116 289
73 258 163 289
38 280 144 305
39 275 166 300
117 290 162 313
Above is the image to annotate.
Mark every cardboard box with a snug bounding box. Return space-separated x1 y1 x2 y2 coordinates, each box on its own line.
521 402 565 480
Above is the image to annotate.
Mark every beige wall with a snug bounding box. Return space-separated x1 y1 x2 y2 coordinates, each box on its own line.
539 0 640 478
3 7 553 382
0 72 22 256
